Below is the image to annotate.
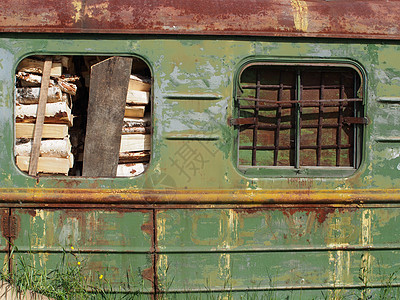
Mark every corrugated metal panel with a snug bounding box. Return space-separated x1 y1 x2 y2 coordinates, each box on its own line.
0 0 400 39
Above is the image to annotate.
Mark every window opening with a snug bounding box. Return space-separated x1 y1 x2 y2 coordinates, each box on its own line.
235 64 364 171
15 55 151 177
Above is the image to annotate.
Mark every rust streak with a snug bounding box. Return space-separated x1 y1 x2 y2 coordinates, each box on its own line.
0 1 399 40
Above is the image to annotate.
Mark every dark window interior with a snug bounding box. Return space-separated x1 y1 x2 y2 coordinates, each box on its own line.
236 65 364 170
15 55 151 177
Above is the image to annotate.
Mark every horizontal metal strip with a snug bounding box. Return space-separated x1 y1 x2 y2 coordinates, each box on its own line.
238 97 362 104
239 144 352 150
3 188 400 204
375 137 400 143
159 283 400 294
13 244 400 254
11 248 151 254
165 94 222 100
242 84 350 90
165 134 220 140
156 245 400 253
234 121 358 128
377 97 400 103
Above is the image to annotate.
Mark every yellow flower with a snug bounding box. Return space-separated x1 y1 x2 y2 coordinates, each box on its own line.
70 246 74 250
99 275 103 279
77 261 81 265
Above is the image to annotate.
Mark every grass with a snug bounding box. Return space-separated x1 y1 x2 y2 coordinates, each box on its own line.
0 246 149 300
2 248 400 300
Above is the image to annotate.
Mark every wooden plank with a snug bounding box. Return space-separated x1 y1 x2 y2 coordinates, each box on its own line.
17 58 62 76
28 58 52 176
120 134 151 152
129 74 151 91
119 150 150 163
116 163 148 177
126 90 149 105
0 281 55 300
15 139 72 158
16 123 69 139
15 102 73 126
82 56 133 177
17 156 73 175
125 105 145 118
16 86 67 104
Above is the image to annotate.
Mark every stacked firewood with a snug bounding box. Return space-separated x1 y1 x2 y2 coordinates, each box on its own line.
117 74 151 177
14 57 77 175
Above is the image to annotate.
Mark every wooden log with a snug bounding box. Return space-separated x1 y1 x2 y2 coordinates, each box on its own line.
123 115 151 127
126 90 149 105
122 126 149 134
116 163 148 177
120 134 151 152
16 123 69 139
0 280 55 300
17 58 62 76
28 58 52 176
16 86 67 104
16 72 78 95
125 106 145 118
16 156 73 175
15 138 72 158
119 150 150 163
82 56 133 177
15 102 73 126
129 74 151 92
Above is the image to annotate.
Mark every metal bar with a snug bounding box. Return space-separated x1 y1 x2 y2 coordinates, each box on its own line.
273 72 283 166
240 144 352 151
241 84 293 89
242 84 352 90
317 72 324 166
295 70 301 168
251 68 260 166
336 74 344 166
353 72 358 168
242 123 357 130
237 97 362 104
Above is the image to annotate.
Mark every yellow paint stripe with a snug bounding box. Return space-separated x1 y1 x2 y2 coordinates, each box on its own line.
291 0 309 32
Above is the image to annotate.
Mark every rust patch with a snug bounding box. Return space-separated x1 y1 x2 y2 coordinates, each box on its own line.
282 207 336 224
0 209 9 242
0 1 399 40
141 262 154 283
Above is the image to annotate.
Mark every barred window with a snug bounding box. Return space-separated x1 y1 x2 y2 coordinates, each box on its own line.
235 64 365 175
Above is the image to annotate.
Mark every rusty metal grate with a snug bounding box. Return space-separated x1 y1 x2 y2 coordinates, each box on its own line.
235 65 364 168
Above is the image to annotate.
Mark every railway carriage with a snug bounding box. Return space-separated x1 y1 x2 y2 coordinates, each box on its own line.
0 1 400 298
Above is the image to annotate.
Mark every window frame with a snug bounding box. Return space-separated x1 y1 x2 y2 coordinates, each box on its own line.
233 58 367 178
13 53 153 179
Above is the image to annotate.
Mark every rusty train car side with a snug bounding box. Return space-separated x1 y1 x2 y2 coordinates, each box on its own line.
1 1 400 298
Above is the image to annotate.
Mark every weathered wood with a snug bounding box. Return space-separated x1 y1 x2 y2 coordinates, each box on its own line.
123 115 151 127
0 281 55 300
15 102 73 126
120 134 151 152
125 105 145 118
16 123 69 139
82 56 133 177
28 58 52 176
17 58 62 76
122 126 149 134
17 156 73 175
126 90 149 105
129 74 151 91
116 163 148 177
16 86 66 104
15 138 72 158
119 150 150 163
16 72 78 95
